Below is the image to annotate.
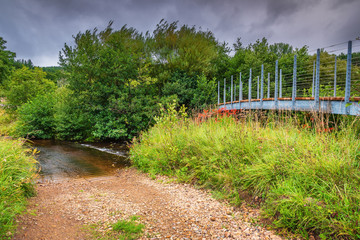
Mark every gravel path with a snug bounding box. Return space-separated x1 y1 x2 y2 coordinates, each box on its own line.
14 168 284 239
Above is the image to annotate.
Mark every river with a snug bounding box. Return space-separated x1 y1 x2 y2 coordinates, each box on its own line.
32 140 129 182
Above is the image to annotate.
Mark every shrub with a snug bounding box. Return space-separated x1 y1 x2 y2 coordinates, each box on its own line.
16 91 56 139
53 87 92 140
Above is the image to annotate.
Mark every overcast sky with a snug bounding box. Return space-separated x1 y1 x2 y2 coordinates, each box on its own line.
1 0 359 66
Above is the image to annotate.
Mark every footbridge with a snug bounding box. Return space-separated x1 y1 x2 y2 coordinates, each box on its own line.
218 41 360 116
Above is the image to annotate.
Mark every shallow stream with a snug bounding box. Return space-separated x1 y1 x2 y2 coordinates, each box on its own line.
32 140 129 182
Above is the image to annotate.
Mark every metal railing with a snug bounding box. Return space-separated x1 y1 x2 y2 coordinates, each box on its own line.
218 40 360 116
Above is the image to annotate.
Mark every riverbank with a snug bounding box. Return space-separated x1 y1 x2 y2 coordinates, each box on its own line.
0 137 37 239
130 108 360 239
14 168 282 239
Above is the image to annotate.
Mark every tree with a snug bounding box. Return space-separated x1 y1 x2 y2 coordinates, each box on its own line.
233 37 243 52
3 66 56 108
13 59 34 69
0 37 16 84
16 92 56 139
149 20 224 88
59 22 157 140
269 43 293 58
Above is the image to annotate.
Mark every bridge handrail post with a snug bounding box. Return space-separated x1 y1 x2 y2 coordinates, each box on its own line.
234 84 236 103
315 49 321 110
275 60 278 109
218 81 220 105
279 69 282 98
345 41 352 115
312 61 315 97
223 78 226 108
292 55 297 109
249 69 252 108
239 72 242 109
260 65 264 107
267 73 270 98
231 75 233 109
334 56 337 97
257 76 260 100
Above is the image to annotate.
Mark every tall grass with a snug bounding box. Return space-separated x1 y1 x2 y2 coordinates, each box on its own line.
0 109 37 239
0 108 17 136
130 105 360 239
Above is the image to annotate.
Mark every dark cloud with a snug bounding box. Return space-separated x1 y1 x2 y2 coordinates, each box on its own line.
330 0 358 9
0 0 358 66
264 0 319 24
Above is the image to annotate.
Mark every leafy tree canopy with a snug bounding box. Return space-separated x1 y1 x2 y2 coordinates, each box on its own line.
0 37 16 84
3 66 56 108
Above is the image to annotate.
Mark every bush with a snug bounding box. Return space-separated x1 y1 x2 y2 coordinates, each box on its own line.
53 87 92 140
16 92 56 139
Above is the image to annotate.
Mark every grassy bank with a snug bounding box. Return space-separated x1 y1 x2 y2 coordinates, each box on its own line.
130 107 360 239
0 110 37 239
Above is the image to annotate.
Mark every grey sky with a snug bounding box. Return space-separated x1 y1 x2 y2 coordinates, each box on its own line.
0 0 359 66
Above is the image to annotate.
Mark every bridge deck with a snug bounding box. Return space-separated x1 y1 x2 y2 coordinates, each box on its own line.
219 97 360 116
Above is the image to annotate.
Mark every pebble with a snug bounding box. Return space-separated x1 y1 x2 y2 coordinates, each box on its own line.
29 169 285 239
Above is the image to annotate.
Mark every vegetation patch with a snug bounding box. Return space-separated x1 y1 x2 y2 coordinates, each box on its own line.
112 216 145 240
0 136 37 239
86 216 145 240
130 104 360 239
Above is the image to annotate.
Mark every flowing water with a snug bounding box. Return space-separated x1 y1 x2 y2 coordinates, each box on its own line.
32 140 129 182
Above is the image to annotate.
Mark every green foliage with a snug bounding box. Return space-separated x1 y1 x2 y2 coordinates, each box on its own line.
0 37 16 85
300 85 346 97
16 91 56 139
0 137 37 239
149 19 221 80
58 22 158 140
13 59 34 70
0 109 17 136
131 111 360 239
161 71 216 108
162 71 196 107
42 66 65 83
85 216 145 240
192 74 217 108
53 87 92 140
224 37 310 98
112 217 145 240
3 66 56 109
153 100 187 126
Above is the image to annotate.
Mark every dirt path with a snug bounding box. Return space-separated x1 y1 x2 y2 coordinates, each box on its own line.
14 168 283 240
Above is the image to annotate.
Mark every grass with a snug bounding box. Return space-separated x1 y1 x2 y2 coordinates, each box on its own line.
0 108 38 239
85 216 145 240
130 105 360 239
0 108 17 136
0 137 37 238
112 216 145 240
